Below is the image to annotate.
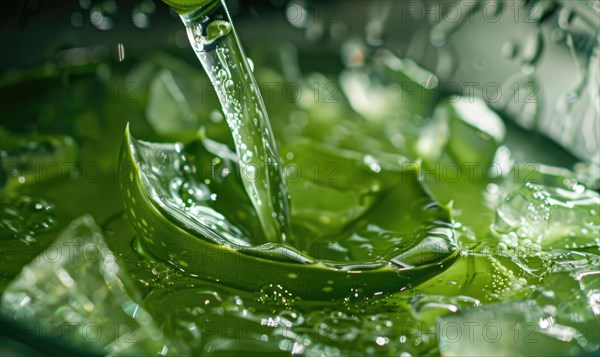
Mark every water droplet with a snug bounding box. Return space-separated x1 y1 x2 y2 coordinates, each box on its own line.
430 30 446 47
501 41 518 60
566 92 579 103
90 1 117 31
217 69 228 82
521 64 535 75
558 9 575 29
375 336 388 346
132 0 155 29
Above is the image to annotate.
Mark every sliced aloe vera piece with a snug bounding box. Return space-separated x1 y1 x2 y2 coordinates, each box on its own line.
119 126 460 300
0 215 177 355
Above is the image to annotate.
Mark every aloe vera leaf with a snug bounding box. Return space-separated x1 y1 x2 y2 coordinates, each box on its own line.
119 126 460 300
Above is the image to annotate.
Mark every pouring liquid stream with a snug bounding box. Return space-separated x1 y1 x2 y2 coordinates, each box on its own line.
178 2 292 244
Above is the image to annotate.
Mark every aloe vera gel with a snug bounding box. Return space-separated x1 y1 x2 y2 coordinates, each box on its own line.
0 1 599 356
178 1 292 244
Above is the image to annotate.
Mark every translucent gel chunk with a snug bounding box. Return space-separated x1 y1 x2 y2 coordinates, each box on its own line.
0 215 178 355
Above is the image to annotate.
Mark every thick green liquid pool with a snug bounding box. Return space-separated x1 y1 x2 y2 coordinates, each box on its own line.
0 43 598 356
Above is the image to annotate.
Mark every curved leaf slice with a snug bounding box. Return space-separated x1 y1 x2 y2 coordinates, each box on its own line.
119 126 460 300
